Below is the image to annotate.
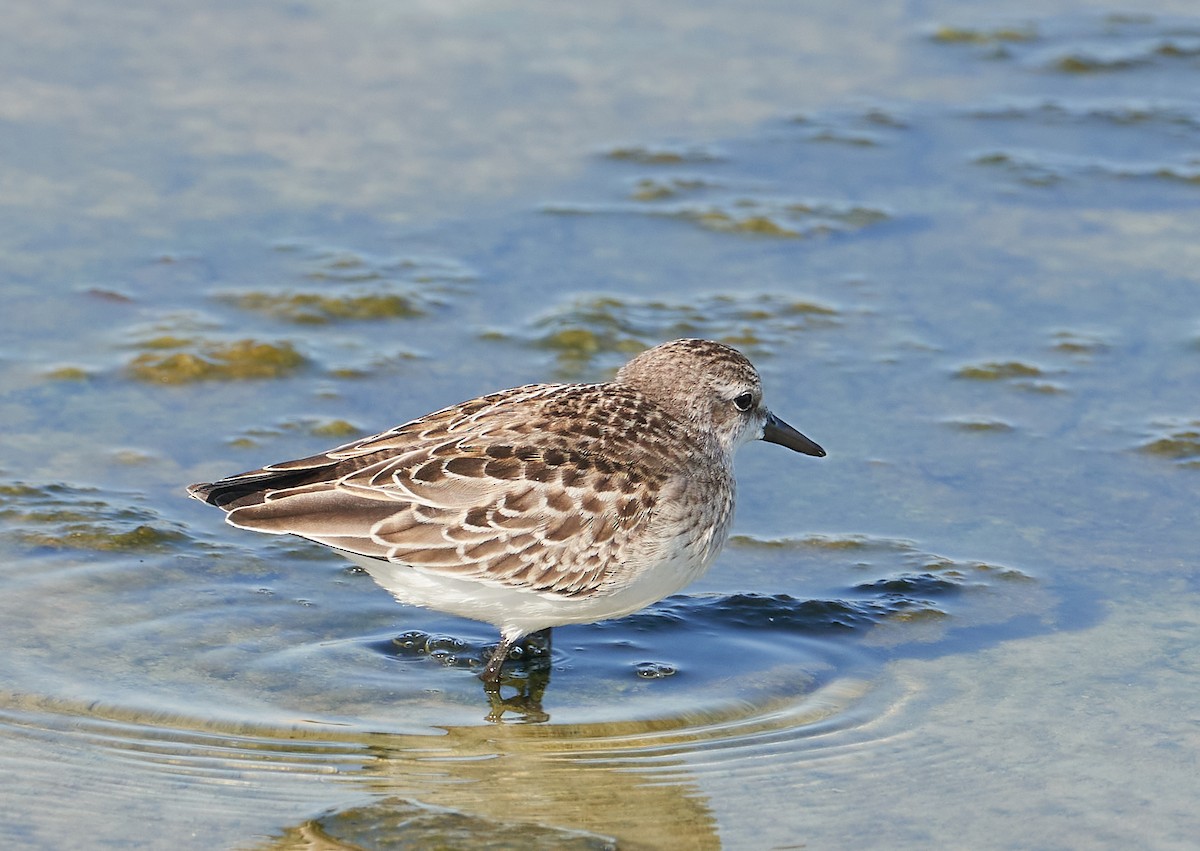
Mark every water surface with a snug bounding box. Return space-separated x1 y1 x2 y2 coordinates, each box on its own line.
2 1 1198 848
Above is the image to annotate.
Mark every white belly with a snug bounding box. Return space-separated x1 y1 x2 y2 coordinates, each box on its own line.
346 545 717 641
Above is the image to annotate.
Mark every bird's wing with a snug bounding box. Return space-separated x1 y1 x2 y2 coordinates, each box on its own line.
191 383 685 597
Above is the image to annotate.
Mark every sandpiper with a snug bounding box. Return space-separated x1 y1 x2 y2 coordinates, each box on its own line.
188 338 825 682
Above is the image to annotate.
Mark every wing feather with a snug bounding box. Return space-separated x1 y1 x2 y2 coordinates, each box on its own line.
193 383 693 597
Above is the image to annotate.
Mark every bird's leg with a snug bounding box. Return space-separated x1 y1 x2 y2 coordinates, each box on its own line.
481 628 553 684
480 634 517 684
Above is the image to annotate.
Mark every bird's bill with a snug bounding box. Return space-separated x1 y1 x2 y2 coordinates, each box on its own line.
762 412 826 457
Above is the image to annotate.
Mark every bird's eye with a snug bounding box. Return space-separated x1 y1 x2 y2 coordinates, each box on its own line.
733 392 754 412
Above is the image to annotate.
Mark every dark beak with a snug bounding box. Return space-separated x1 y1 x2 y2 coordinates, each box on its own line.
762 412 825 457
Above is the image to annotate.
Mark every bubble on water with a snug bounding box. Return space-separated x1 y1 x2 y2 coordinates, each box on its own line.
635 662 678 679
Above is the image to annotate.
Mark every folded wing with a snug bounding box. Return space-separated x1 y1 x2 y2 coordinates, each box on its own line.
189 384 680 598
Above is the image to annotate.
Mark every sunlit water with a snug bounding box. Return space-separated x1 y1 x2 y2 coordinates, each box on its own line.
2 1 1199 848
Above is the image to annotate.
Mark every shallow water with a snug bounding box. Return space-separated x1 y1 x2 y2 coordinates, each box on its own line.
2 1 1199 848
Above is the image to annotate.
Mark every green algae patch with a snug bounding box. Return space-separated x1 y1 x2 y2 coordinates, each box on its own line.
1138 422 1200 464
326 366 371 380
690 209 800 237
228 417 362 449
0 483 48 500
806 129 881 147
512 292 840 376
533 325 647 371
930 24 1037 44
43 365 94 381
676 201 889 239
934 15 1200 76
792 105 906 147
304 250 387 282
543 194 888 241
974 150 1065 186
1045 39 1200 75
0 481 191 554
16 523 188 552
955 361 1044 380
222 291 424 324
1142 432 1200 458
971 100 1200 129
604 145 720 164
1149 164 1200 186
629 177 713 201
127 339 306 384
310 418 360 438
137 334 197 350
1050 330 1109 355
976 146 1200 188
1052 53 1144 74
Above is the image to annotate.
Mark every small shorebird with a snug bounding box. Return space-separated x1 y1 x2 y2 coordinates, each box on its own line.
188 338 824 682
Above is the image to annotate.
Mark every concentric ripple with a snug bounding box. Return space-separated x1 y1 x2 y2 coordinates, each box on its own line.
0 481 1052 847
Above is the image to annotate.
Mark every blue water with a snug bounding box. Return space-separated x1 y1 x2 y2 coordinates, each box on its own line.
1 2 1198 848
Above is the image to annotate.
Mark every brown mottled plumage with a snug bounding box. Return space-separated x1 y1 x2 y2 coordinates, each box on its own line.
188 339 824 682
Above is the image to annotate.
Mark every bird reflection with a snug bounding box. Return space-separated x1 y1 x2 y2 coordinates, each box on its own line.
482 628 552 723
378 626 555 723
